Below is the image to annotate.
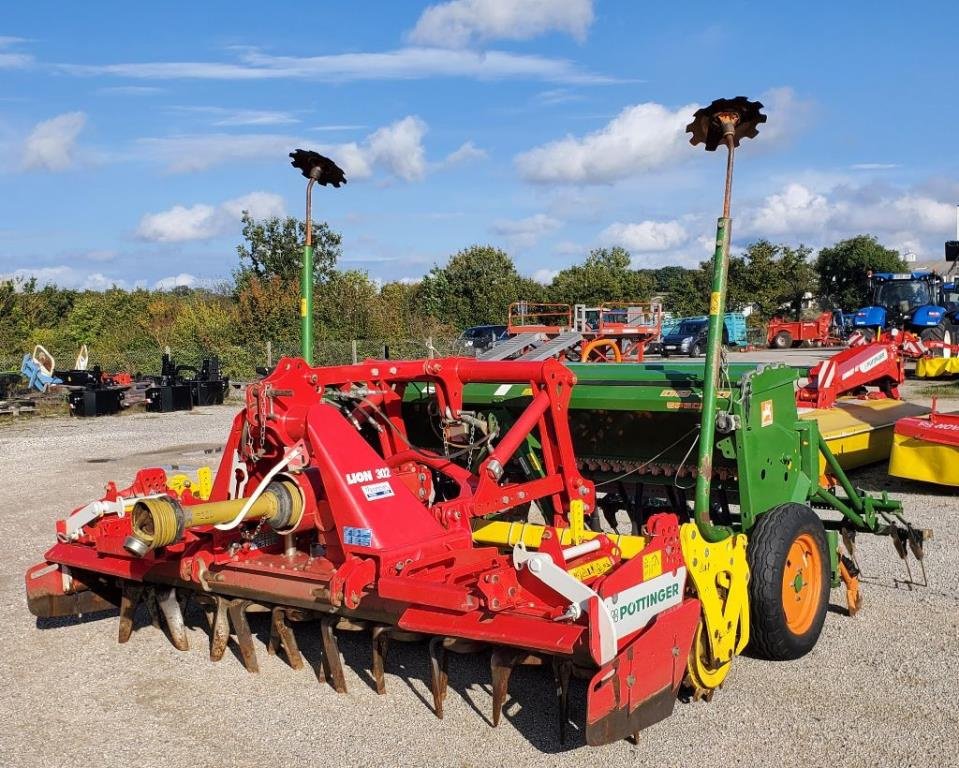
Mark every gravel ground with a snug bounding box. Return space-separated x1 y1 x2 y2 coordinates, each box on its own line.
1 379 957 768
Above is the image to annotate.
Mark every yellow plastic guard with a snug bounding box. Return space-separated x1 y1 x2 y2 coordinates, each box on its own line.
916 357 959 379
471 519 648 560
680 524 750 691
801 399 929 475
889 432 959 486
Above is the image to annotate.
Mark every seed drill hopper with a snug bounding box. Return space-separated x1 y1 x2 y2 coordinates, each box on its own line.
24 101 931 747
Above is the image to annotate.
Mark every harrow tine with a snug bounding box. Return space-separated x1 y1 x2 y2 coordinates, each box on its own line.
318 615 347 693
144 586 162 630
908 528 928 587
227 599 259 673
209 596 230 662
157 587 189 651
552 658 573 744
428 637 449 718
267 607 304 670
841 528 860 571
491 648 541 727
117 582 143 644
429 637 485 719
890 528 916 588
371 625 391 695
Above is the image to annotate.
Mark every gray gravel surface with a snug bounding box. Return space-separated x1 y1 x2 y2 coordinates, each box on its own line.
1 392 957 768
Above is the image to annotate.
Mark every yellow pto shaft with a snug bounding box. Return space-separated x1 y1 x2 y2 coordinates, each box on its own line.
124 480 303 556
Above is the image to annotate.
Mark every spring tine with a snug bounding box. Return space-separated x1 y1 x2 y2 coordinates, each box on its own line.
209 596 230 662
841 528 860 571
157 587 189 651
319 615 347 693
552 658 572 744
371 625 391 695
269 607 304 670
429 637 449 718
227 600 259 673
117 582 143 644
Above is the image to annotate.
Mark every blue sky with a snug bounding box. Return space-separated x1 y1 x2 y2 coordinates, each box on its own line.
2 1 958 290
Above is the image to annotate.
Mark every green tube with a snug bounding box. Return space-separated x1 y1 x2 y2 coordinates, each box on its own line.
692 217 733 542
300 244 314 364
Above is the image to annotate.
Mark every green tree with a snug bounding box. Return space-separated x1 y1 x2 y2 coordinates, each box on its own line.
417 245 540 328
547 247 654 306
235 212 341 287
725 240 816 321
815 235 904 311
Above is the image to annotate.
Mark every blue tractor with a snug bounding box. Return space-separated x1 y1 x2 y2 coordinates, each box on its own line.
852 269 956 353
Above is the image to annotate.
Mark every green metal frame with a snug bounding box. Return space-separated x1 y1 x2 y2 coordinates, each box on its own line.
402 361 906 548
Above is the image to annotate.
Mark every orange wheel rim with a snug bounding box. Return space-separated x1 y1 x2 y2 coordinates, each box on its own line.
581 339 622 363
781 532 822 634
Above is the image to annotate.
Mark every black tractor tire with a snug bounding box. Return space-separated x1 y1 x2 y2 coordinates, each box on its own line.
747 503 831 661
772 330 792 349
920 323 954 359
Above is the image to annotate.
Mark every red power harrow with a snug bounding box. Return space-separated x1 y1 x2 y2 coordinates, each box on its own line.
25 357 703 747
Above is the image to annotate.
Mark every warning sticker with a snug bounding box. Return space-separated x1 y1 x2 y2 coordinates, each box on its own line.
361 481 394 501
343 527 373 547
709 291 722 315
569 557 613 582
761 399 774 427
642 549 663 579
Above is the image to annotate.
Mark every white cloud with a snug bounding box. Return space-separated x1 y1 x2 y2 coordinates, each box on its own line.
0 36 33 69
491 213 562 249
21 112 87 171
155 273 199 290
515 101 696 184
531 267 559 284
442 140 486 167
136 191 285 243
0 265 125 290
137 132 296 174
599 219 689 252
98 85 162 95
850 163 899 171
136 203 219 242
409 0 594 47
754 86 813 146
745 183 831 237
219 191 286 220
172 106 300 126
58 46 612 84
367 116 428 181
137 116 429 182
741 181 958 258
213 109 299 126
514 87 810 184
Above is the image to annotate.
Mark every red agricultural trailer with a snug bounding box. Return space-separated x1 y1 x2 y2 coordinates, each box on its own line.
767 311 842 349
